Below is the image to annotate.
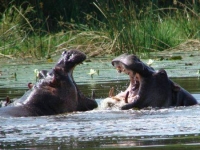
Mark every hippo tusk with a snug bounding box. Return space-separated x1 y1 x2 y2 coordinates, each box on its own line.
124 91 129 103
109 87 114 97
5 96 11 106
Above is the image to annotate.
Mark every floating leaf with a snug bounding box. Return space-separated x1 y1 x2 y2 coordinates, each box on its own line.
197 69 200 74
185 63 193 66
147 59 154 66
88 69 97 79
169 56 182 60
34 69 39 77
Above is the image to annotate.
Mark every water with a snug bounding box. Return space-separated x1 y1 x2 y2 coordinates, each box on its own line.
0 57 200 149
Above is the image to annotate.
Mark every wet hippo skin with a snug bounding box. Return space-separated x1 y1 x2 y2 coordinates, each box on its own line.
111 54 198 110
0 49 97 117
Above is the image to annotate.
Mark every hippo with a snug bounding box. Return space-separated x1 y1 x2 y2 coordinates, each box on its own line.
101 53 197 110
0 49 97 117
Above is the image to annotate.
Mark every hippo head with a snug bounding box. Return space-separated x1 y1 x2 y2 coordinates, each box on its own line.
56 49 86 72
112 54 154 77
110 54 155 103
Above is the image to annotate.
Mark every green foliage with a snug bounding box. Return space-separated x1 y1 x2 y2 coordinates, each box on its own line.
94 0 200 55
0 0 200 58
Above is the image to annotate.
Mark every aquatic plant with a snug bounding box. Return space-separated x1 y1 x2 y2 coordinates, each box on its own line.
147 59 154 66
88 69 99 79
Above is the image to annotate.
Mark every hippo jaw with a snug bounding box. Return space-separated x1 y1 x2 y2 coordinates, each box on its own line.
48 49 86 94
56 49 86 72
112 61 140 103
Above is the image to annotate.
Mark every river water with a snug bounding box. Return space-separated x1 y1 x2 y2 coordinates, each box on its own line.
0 56 200 149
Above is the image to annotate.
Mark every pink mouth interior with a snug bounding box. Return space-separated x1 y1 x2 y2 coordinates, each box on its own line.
113 62 140 103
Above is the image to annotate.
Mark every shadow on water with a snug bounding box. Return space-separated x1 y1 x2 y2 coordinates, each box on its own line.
0 58 200 149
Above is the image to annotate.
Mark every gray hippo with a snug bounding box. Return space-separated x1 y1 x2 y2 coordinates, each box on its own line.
101 53 197 110
0 49 97 117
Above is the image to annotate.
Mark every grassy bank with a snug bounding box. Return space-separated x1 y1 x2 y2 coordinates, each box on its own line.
0 1 200 59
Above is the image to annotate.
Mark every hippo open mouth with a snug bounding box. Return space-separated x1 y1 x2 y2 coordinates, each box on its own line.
39 49 86 79
110 54 149 104
99 55 142 109
35 49 87 92
56 49 86 71
113 61 140 102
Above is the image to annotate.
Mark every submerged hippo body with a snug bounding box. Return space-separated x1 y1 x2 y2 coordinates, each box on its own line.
0 49 97 117
109 54 197 110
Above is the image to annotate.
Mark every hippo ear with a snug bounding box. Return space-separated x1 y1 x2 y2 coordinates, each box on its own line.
130 62 153 77
158 69 167 74
153 69 168 77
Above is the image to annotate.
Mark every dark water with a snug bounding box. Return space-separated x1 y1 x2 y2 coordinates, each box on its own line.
1 58 200 149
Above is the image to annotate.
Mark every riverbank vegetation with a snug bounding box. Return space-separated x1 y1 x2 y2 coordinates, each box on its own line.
0 0 200 59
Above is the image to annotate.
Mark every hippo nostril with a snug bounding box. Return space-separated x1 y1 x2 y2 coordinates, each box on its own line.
66 53 71 60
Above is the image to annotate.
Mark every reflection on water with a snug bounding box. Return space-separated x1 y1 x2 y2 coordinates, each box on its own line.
1 59 200 149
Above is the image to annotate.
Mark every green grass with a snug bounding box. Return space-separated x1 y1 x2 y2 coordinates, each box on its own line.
94 0 200 55
0 4 112 58
1 1 200 58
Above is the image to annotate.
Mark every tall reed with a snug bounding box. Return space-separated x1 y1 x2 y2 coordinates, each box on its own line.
1 0 200 58
93 0 200 55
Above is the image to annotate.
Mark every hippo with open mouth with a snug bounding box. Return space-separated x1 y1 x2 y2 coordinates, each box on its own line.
100 53 197 110
0 49 97 117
